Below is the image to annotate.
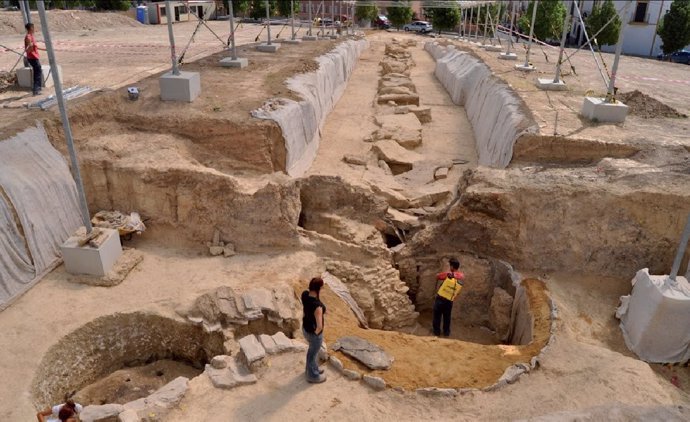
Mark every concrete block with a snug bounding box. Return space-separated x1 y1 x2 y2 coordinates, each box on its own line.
159 71 201 102
498 52 518 60
536 78 567 91
329 34 340 39
484 45 502 52
60 228 122 277
256 43 281 53
581 96 628 123
219 57 248 68
515 63 536 72
302 35 318 41
16 65 60 89
282 39 302 44
238 334 266 363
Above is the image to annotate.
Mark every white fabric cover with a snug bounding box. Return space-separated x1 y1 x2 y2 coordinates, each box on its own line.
252 39 368 177
616 268 690 363
0 125 81 310
424 42 538 168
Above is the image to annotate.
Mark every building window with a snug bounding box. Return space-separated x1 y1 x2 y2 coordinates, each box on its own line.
633 1 648 23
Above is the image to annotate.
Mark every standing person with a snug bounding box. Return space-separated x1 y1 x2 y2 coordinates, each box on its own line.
24 23 46 96
301 277 327 384
36 397 83 422
432 257 465 337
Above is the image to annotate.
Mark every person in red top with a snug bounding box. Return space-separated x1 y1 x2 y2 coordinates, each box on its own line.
432 257 465 337
24 23 46 95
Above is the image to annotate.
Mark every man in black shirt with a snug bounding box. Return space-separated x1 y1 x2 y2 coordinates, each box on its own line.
301 277 327 383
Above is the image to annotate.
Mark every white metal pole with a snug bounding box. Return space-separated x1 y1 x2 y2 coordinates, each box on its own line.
506 1 515 54
321 1 325 36
482 3 489 44
19 0 29 25
228 0 237 59
265 0 272 45
164 0 180 75
308 0 313 36
607 0 632 101
474 5 480 40
291 0 296 39
36 1 92 233
523 0 539 68
553 0 572 83
462 6 468 38
670 214 690 282
331 0 334 35
469 6 474 40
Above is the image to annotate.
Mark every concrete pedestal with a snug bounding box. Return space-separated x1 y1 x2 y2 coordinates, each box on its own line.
159 71 201 102
329 34 340 39
219 57 249 68
515 64 536 72
17 65 61 89
484 45 502 52
498 52 518 60
302 35 318 41
60 228 122 277
256 43 281 53
581 96 628 123
536 78 567 91
283 39 302 44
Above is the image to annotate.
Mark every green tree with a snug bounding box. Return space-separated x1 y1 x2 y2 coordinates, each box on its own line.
355 0 378 22
387 0 413 30
431 4 460 34
276 0 299 17
586 0 621 46
94 0 129 10
250 0 277 19
518 0 566 41
657 0 690 54
224 0 252 17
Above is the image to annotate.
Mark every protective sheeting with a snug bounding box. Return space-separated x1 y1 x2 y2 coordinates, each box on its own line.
0 125 82 311
616 268 690 363
424 42 538 168
252 39 368 177
508 283 533 345
322 270 369 329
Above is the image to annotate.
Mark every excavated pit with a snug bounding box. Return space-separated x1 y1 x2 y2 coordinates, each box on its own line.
31 313 225 408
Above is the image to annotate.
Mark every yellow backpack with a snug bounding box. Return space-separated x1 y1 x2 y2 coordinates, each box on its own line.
437 273 463 301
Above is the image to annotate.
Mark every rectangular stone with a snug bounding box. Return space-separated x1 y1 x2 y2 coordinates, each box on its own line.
536 78 567 91
258 334 279 354
219 57 248 68
581 96 629 123
256 43 281 53
271 331 294 352
159 71 201 102
60 228 122 277
238 334 266 363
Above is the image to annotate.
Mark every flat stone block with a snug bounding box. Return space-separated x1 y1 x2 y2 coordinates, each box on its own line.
515 63 536 72
536 78 567 91
159 71 201 102
60 228 122 277
219 57 248 68
302 35 318 41
17 64 61 89
256 43 280 53
328 34 340 39
282 39 302 44
484 45 503 52
238 334 266 363
581 96 628 123
498 52 518 60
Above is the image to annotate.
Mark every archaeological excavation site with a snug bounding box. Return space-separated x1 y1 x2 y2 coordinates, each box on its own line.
1 2 689 421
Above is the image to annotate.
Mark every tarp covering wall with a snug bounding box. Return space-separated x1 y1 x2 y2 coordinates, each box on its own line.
0 125 81 310
616 268 690 363
424 42 538 168
252 39 368 177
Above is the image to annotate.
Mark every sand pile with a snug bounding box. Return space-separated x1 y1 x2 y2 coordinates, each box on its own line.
0 71 16 93
0 10 140 36
617 90 688 119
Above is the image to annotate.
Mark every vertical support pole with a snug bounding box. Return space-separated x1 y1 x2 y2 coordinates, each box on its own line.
457 7 462 38
474 5 480 40
308 0 313 36
523 0 539 68
165 0 180 75
553 0 572 83
507 1 515 54
462 7 468 38
482 2 489 44
265 0 272 45
469 7 474 40
291 0 296 39
19 0 30 25
321 0 325 36
331 0 334 35
228 0 237 59
36 1 92 233
607 0 632 101
670 213 690 282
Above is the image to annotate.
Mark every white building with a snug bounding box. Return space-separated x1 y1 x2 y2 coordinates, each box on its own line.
568 0 689 57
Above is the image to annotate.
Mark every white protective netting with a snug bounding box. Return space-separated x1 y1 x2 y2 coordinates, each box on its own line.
0 125 81 310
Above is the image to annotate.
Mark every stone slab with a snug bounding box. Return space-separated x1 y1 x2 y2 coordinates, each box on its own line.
205 358 257 389
434 167 449 180
332 336 394 370
80 403 124 422
342 369 361 380
259 334 279 354
60 228 122 277
416 387 458 397
16 64 60 89
256 43 281 52
581 96 628 123
371 140 422 167
536 78 567 91
515 63 536 72
219 57 248 68
271 331 294 352
362 375 386 391
159 71 201 102
498 52 518 60
238 334 266 363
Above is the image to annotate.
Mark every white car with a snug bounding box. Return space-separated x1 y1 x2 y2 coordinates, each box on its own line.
403 21 433 33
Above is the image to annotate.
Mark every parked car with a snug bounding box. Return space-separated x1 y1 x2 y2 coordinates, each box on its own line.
403 21 433 33
374 15 390 30
657 50 690 64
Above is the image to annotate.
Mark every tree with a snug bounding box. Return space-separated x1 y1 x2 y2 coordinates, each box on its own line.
276 0 299 17
224 0 251 17
431 4 460 35
518 0 566 41
387 0 413 30
94 0 130 10
586 0 621 46
657 0 690 54
355 0 378 22
250 0 277 19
